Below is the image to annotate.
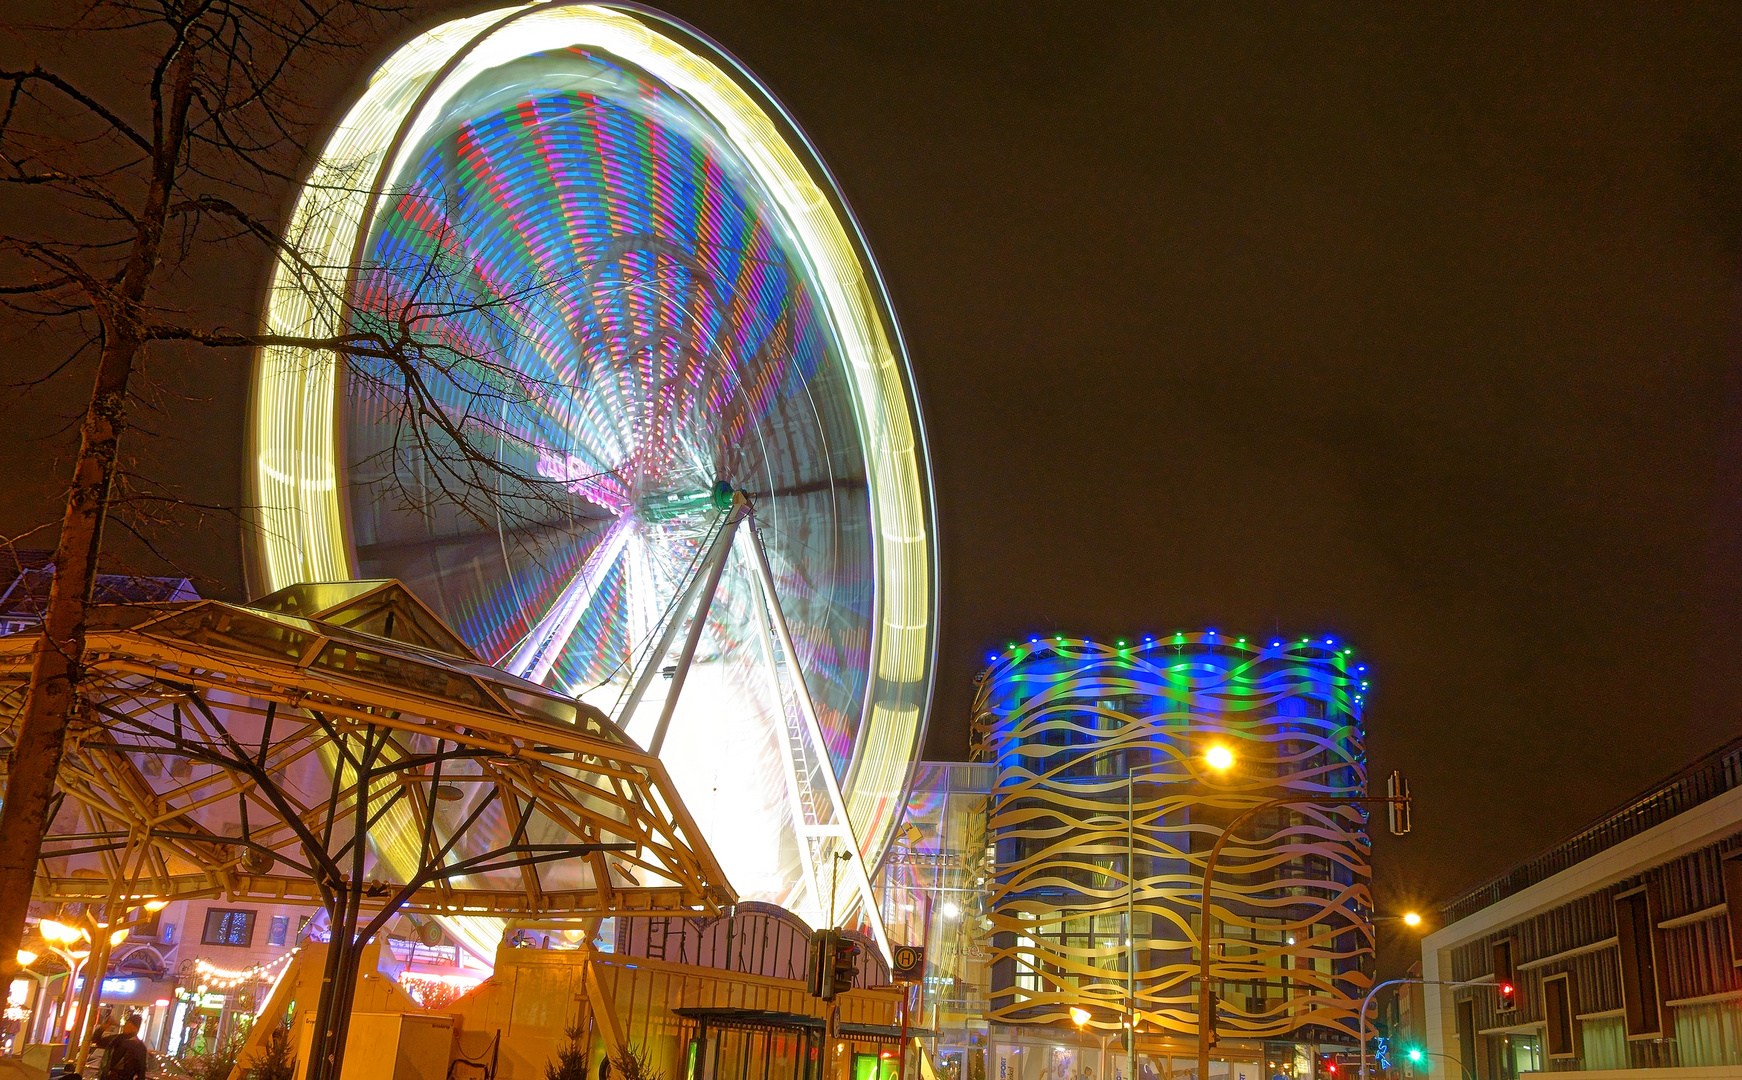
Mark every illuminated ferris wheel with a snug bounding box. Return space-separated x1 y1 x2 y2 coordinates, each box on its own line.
249 3 936 957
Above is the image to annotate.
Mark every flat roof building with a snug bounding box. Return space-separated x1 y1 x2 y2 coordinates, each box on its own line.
1421 736 1742 1080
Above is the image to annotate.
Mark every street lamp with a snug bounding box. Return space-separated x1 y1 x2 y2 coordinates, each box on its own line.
1071 1008 1115 1080
1126 744 1241 1080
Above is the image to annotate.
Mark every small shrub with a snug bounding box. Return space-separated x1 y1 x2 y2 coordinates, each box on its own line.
546 1024 590 1080
610 1044 663 1080
247 1025 295 1080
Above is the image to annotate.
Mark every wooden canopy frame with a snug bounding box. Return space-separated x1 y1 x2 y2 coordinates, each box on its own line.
0 580 735 1080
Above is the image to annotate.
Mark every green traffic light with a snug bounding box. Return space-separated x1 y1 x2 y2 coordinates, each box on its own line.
1406 1050 1424 1064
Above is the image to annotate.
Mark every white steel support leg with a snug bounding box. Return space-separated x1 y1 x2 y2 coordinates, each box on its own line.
747 550 824 919
615 502 745 736
648 500 747 755
743 506 893 963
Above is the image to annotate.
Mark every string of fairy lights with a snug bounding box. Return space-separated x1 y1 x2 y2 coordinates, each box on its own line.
188 949 299 991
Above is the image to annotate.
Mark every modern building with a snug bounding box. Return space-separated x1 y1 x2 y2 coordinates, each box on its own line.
877 634 1375 1080
1420 735 1742 1080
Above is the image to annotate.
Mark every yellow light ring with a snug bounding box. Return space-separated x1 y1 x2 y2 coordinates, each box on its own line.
249 2 935 943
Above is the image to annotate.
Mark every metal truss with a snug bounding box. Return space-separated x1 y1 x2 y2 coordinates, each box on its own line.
614 493 893 962
0 582 734 1080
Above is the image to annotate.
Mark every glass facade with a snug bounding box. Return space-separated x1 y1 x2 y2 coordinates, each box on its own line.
969 634 1374 1053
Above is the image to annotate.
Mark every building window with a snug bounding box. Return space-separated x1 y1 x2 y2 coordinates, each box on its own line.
1614 886 1664 1039
130 910 160 939
268 916 289 946
1722 851 1742 966
1491 938 1517 1012
201 909 256 947
1542 973 1577 1058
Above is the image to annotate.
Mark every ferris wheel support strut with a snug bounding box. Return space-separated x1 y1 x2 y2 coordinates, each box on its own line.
618 501 747 751
741 504 892 965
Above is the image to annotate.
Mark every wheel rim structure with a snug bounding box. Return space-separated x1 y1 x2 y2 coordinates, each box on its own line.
248 3 936 954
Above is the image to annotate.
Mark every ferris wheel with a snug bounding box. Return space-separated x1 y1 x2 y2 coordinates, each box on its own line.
249 4 936 960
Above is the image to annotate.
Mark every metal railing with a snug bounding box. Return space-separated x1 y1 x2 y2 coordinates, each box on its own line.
1442 735 1742 923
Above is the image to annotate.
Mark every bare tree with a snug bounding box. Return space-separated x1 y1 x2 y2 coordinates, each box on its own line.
0 0 599 993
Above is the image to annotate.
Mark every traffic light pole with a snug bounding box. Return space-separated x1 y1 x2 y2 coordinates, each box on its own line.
1356 979 1504 1080
1195 795 1410 1080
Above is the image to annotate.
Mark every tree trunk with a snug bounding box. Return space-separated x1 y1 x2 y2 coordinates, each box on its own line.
0 331 139 982
0 40 192 984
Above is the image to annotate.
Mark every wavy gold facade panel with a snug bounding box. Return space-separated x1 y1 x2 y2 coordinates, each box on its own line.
972 634 1373 1041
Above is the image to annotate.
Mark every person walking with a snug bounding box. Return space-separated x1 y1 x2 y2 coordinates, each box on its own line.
89 1014 150 1080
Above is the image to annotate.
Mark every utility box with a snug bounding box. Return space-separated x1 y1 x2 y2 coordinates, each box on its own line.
335 1012 455 1080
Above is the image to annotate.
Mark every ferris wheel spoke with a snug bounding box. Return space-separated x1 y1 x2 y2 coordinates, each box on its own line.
503 515 634 684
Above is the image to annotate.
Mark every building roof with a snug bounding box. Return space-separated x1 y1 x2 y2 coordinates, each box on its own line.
1441 732 1742 923
0 549 198 627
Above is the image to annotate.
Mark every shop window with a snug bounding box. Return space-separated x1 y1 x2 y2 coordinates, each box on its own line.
201 908 255 947
1542 973 1577 1058
1614 886 1664 1039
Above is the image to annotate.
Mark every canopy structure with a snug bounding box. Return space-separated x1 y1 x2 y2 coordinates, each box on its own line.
0 581 735 941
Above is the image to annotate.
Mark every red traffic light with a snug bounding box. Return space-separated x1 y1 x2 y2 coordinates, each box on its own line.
1500 982 1514 995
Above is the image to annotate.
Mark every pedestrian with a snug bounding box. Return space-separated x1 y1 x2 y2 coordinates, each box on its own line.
89 1014 150 1080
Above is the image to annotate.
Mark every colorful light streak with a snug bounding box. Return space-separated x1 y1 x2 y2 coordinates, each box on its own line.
249 4 934 944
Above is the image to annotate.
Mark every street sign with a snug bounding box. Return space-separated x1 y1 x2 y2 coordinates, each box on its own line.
892 944 926 982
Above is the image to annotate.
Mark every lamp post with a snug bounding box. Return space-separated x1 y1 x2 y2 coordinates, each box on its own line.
1126 747 1237 1080
1072 1008 1116 1080
36 920 92 1049
1192 780 1411 1080
12 949 61 1049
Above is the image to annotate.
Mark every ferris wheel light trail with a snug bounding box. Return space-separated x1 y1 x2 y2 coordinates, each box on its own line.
249 2 937 957
506 516 632 683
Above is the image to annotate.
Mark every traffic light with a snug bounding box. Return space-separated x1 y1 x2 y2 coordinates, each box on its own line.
830 933 860 998
1315 1054 1337 1077
1387 770 1412 836
1406 1048 1426 1067
805 929 834 998
1498 980 1516 1011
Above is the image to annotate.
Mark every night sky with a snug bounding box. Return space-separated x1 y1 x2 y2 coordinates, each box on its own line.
5 3 1742 969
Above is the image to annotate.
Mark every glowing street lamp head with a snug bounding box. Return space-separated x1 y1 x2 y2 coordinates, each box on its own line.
15 950 35 968
143 899 169 913
1403 911 1423 927
1205 744 1235 772
37 920 79 945
1069 1007 1091 1028
941 901 961 918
